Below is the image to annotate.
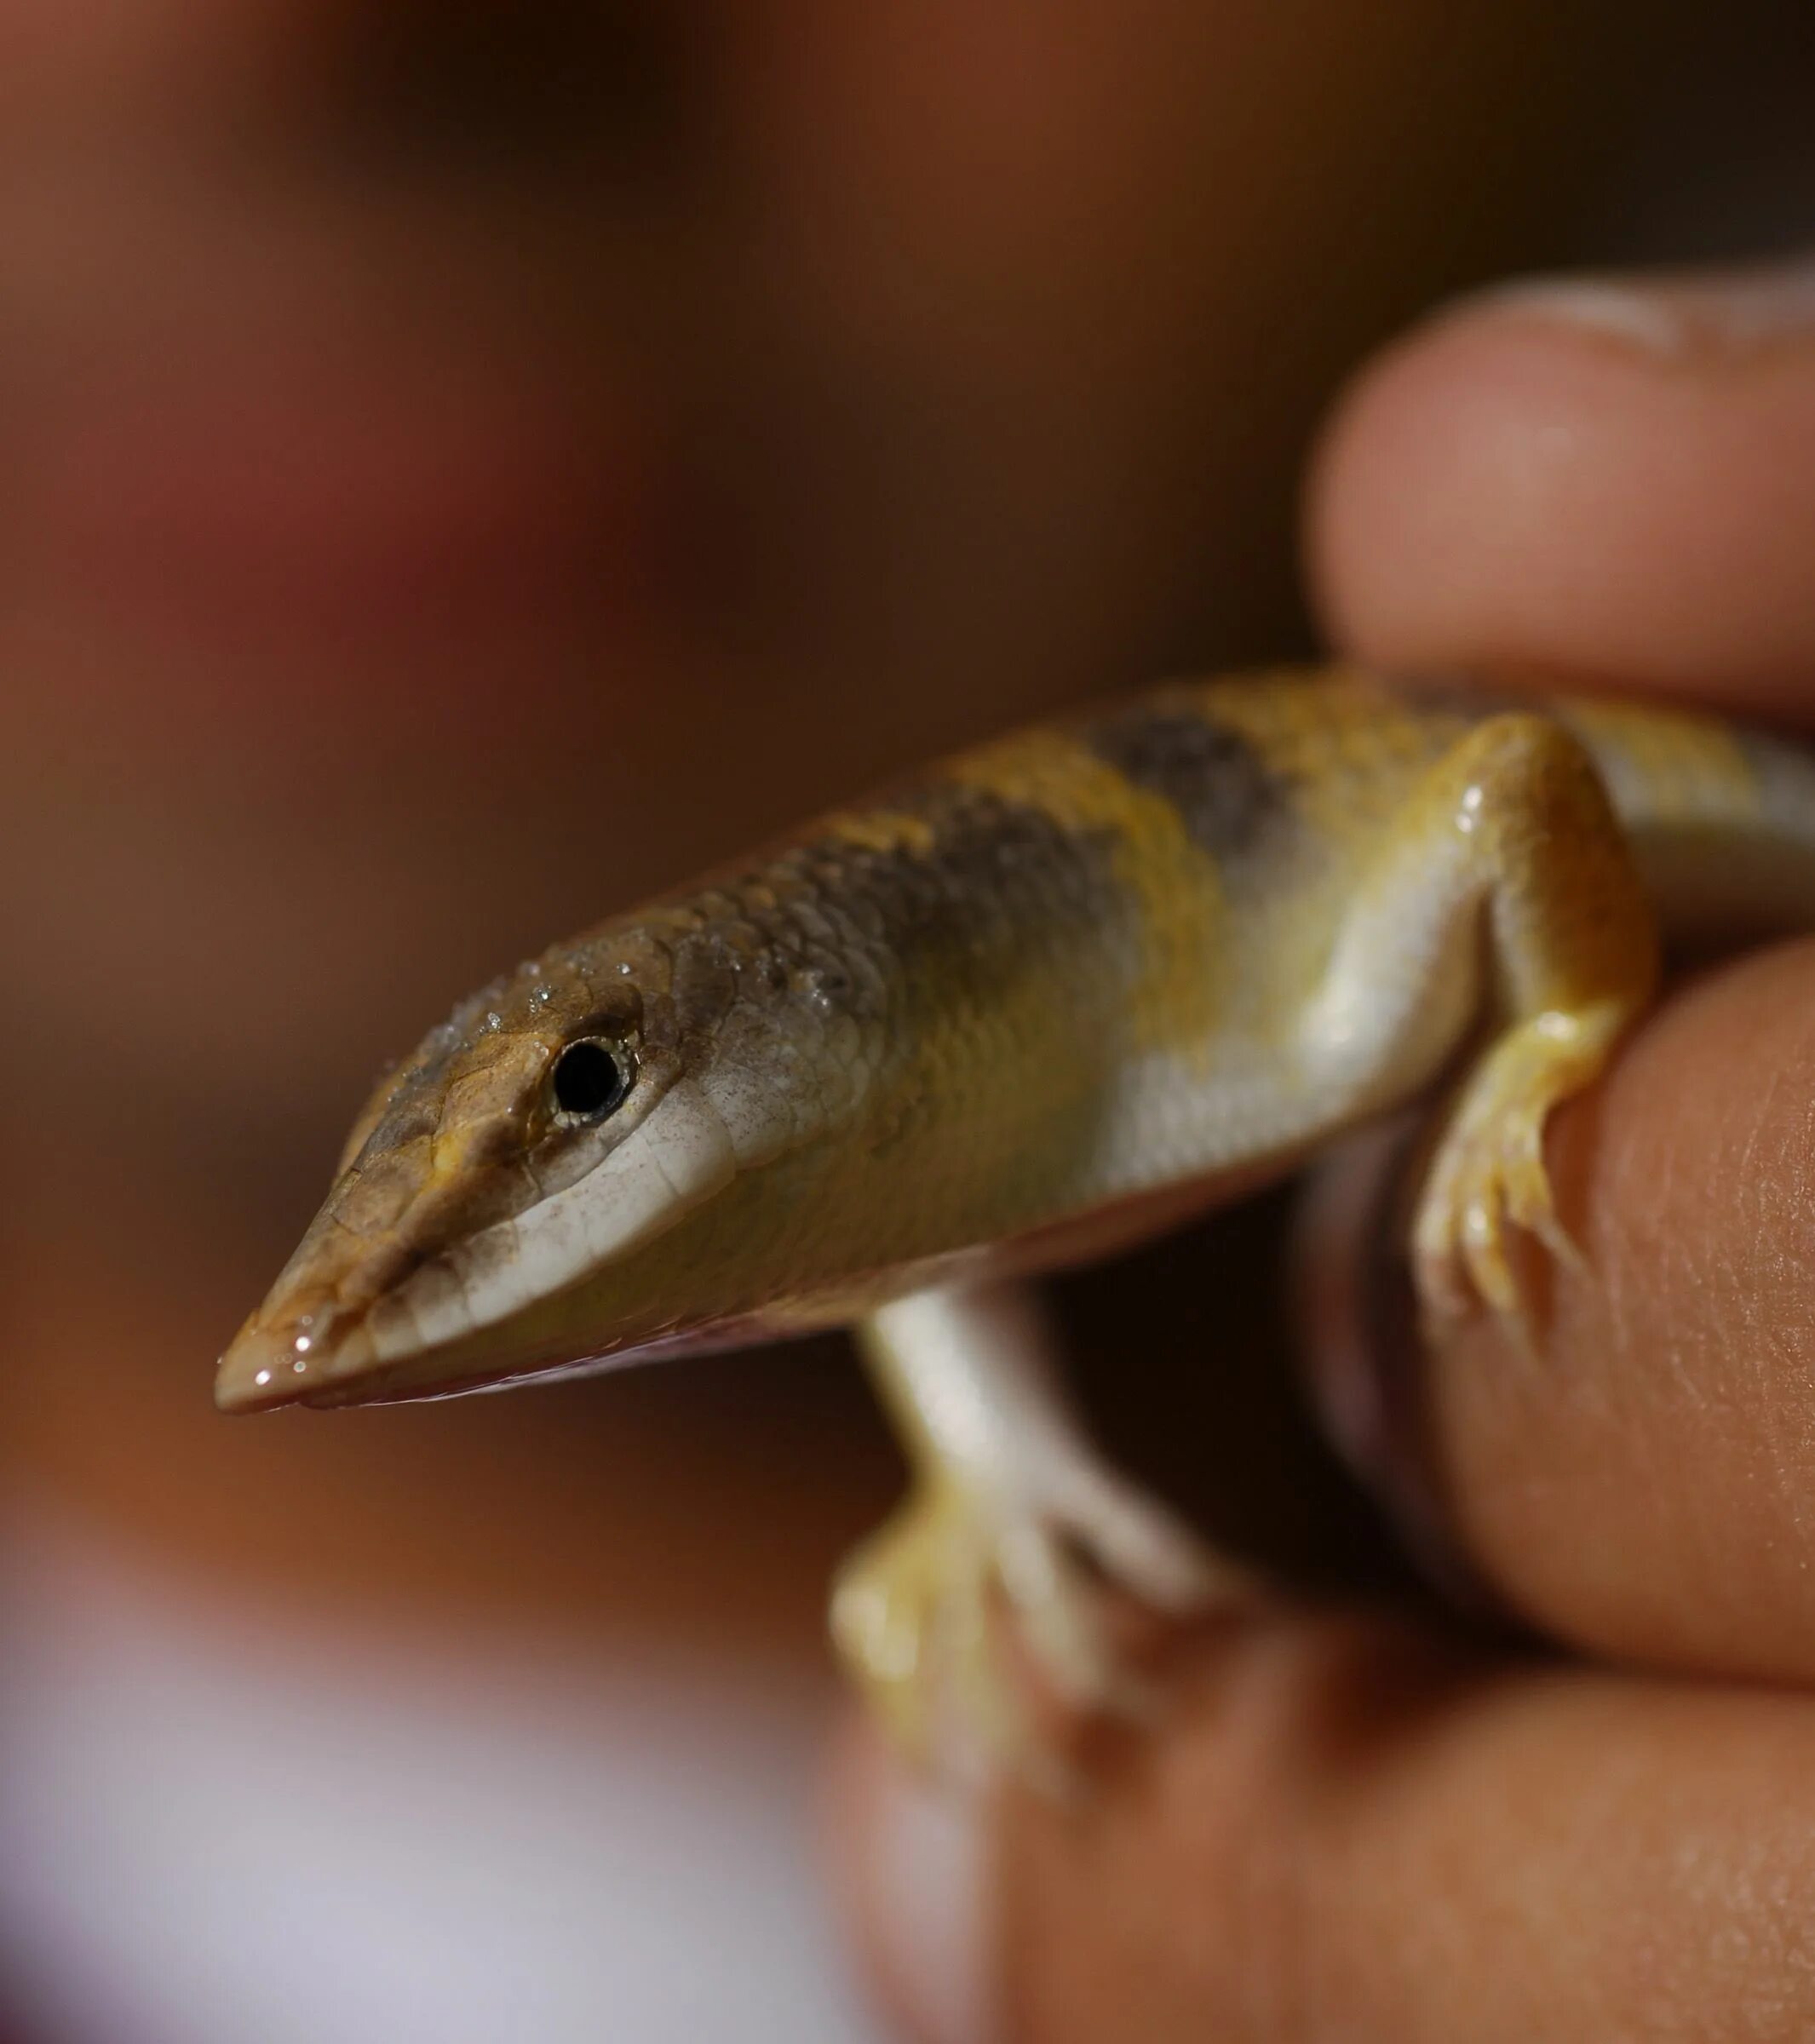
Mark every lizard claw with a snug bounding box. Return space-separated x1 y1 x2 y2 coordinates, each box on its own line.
1412 1002 1625 1334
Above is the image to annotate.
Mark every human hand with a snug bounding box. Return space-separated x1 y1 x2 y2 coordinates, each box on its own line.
830 254 1815 2044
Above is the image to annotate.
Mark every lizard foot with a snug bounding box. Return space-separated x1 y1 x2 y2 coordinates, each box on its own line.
1411 1000 1630 1331
830 1464 1231 1789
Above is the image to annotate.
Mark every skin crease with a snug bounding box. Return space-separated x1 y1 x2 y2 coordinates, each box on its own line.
834 265 1815 2042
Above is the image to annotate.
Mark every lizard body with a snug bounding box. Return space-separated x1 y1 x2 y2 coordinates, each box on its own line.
217 670 1815 1758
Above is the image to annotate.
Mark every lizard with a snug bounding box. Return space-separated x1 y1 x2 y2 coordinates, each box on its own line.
215 668 1815 1766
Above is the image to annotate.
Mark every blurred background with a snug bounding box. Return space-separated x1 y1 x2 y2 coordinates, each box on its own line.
1 3 1810 2037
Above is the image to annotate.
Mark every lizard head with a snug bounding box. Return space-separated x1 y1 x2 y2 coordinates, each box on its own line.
215 900 863 1413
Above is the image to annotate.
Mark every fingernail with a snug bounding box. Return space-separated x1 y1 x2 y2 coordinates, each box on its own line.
1293 1125 1486 1605
843 1738 989 2044
1462 256 1815 361
1295 1125 1415 1485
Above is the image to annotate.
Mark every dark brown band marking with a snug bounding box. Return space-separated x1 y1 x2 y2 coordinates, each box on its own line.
1086 704 1293 864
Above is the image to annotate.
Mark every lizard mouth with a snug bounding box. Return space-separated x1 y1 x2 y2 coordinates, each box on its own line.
216 1079 743 1415
213 1160 484 1415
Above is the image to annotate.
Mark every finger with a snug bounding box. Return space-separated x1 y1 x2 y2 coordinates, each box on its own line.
1307 256 1815 716
830 1613 1815 2044
1299 938 1815 1686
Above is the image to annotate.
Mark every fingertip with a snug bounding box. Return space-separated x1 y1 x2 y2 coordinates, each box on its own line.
1307 258 1815 715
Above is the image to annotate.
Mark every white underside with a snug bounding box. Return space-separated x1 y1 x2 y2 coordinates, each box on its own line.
362 1080 738 1365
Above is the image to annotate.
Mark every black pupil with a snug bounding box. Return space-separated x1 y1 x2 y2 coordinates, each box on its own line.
552 1040 626 1118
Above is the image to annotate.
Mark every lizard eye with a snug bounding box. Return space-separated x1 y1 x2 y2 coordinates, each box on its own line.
549 1037 634 1123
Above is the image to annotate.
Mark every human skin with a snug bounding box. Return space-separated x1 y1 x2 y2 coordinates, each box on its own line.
830 256 1815 2042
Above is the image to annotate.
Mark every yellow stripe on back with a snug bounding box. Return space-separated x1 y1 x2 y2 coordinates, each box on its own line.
1557 696 1761 831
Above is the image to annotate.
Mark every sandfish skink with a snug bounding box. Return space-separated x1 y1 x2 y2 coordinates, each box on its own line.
217 670 1815 1760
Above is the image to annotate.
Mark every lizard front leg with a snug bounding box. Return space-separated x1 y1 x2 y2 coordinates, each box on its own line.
830 1282 1244 1779
1303 712 1661 1329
